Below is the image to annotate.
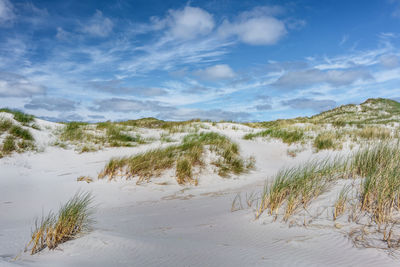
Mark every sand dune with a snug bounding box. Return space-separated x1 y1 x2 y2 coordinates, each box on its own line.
1 118 399 266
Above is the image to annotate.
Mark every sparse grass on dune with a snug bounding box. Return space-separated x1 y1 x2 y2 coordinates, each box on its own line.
244 128 304 144
10 125 34 141
0 108 35 124
99 132 254 185
0 118 12 132
26 192 94 255
313 132 342 151
256 157 345 220
253 142 400 250
61 122 88 141
0 119 35 155
348 143 400 225
59 121 148 150
2 135 16 154
333 185 350 220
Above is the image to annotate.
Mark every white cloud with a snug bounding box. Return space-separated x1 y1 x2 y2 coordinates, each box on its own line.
281 98 336 111
339 34 348 46
390 0 400 17
91 98 174 113
25 97 78 111
273 68 372 89
380 54 399 69
161 108 250 121
374 68 400 83
0 0 14 26
56 27 73 40
81 10 113 37
194 64 235 81
0 72 46 97
167 6 215 40
218 7 287 45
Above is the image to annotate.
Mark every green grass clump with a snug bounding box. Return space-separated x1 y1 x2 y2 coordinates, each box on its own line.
244 128 304 144
349 143 400 224
13 111 35 124
0 119 12 132
2 136 16 153
106 126 139 143
61 122 88 141
256 157 345 220
313 132 337 151
10 125 34 140
254 142 400 250
25 192 94 255
0 120 35 155
99 132 253 185
61 121 146 149
176 157 196 185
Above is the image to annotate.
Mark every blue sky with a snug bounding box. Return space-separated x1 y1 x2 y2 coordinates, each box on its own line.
0 0 400 122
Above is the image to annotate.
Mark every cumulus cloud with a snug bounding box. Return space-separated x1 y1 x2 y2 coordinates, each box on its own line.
193 64 235 81
91 98 174 113
380 54 399 69
167 6 214 40
0 0 14 26
0 72 46 97
273 68 372 89
24 97 78 111
282 98 336 112
218 6 287 45
81 10 113 37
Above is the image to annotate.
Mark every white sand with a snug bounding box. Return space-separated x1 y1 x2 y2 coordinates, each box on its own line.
0 121 398 266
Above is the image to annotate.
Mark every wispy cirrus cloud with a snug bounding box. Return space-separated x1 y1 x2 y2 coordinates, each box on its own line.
0 0 15 26
272 68 372 90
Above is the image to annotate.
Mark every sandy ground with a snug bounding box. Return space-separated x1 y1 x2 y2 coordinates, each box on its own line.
0 123 398 266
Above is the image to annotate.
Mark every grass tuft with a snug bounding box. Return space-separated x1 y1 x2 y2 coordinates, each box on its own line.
333 185 351 220
313 132 338 151
25 192 94 255
99 132 253 185
256 157 345 220
10 125 34 141
2 135 16 154
244 128 304 144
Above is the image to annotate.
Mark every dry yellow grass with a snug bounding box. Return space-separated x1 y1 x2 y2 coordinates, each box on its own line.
25 192 93 255
77 176 94 183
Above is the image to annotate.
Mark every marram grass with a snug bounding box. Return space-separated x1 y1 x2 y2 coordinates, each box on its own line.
25 192 94 255
253 141 400 250
99 132 254 185
256 157 346 220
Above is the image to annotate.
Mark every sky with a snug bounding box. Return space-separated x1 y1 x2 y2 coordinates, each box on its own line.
0 0 400 122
